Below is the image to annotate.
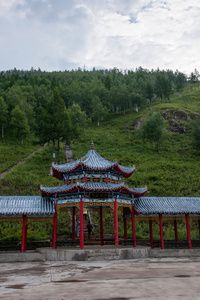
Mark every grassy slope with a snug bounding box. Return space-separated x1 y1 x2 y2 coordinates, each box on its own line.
0 85 199 240
74 86 200 197
0 139 42 173
0 84 199 198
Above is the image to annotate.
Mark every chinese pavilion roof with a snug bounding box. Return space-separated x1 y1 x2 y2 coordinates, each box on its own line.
134 197 200 214
52 148 135 180
0 196 54 216
40 182 148 197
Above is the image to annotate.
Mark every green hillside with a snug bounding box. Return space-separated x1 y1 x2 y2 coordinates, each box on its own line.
73 86 200 197
0 85 200 197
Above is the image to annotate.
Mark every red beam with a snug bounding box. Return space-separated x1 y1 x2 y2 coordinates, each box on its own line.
185 213 192 249
80 198 84 249
21 214 27 253
149 220 153 248
123 207 127 241
159 213 164 249
72 207 76 241
100 206 104 246
131 204 136 247
52 203 57 249
114 198 119 248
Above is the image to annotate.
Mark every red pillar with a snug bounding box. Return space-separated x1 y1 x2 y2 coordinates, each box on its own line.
25 223 28 252
174 220 178 247
21 214 27 253
100 206 104 246
198 220 200 239
80 198 84 249
114 198 119 248
131 204 136 247
185 213 192 249
159 213 164 249
123 207 127 241
149 220 153 248
52 203 57 249
72 207 76 241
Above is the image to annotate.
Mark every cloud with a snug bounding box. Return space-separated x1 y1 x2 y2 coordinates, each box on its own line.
0 0 200 74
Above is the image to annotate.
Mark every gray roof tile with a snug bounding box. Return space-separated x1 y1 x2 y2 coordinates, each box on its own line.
52 149 135 177
134 197 200 214
0 196 54 215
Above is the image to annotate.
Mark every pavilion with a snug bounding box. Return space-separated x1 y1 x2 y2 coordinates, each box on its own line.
0 142 200 252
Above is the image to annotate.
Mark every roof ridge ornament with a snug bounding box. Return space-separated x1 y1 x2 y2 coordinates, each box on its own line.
90 141 95 150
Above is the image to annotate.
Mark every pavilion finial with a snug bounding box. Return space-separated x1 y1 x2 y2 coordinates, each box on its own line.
90 141 95 150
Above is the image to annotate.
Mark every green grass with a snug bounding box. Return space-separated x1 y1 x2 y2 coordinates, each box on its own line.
0 84 200 240
0 142 65 195
0 138 42 173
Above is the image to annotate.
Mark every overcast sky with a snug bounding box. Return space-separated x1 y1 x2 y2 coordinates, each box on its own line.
0 0 200 75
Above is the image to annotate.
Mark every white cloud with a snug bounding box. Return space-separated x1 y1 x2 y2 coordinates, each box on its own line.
0 0 200 74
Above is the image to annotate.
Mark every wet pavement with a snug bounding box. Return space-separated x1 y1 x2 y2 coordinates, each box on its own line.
0 257 200 299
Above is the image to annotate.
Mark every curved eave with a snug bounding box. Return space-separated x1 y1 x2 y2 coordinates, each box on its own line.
113 165 135 178
51 149 136 180
40 184 78 197
40 183 148 197
52 165 81 180
121 187 148 197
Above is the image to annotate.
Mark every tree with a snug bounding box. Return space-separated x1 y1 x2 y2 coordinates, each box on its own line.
141 112 164 149
36 89 71 163
191 117 200 150
155 73 172 102
68 104 87 140
145 82 154 105
91 96 108 126
0 97 8 138
10 105 30 144
175 71 187 91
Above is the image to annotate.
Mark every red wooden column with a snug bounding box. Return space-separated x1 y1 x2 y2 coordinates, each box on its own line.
72 207 76 241
174 220 178 247
185 213 192 249
149 220 153 248
25 223 28 252
198 220 200 239
114 198 119 248
123 207 127 241
159 213 164 249
100 206 104 246
131 204 136 247
21 214 27 253
52 202 57 249
80 198 84 249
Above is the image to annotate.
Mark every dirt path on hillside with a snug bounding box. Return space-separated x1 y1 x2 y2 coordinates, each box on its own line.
0 144 47 180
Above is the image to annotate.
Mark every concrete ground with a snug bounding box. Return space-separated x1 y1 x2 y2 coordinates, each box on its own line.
0 257 200 299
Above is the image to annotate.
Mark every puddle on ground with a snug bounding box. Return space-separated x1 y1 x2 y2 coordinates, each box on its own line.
6 284 25 289
95 298 130 300
53 279 87 283
174 275 191 277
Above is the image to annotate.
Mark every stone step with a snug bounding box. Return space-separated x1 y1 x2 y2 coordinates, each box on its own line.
87 255 120 261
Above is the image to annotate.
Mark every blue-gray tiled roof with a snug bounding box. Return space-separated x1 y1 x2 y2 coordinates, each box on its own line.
134 197 200 214
52 149 135 177
40 182 148 197
0 196 54 215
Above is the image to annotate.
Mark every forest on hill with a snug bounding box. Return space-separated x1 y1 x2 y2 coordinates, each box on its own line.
0 67 196 150
0 67 200 241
